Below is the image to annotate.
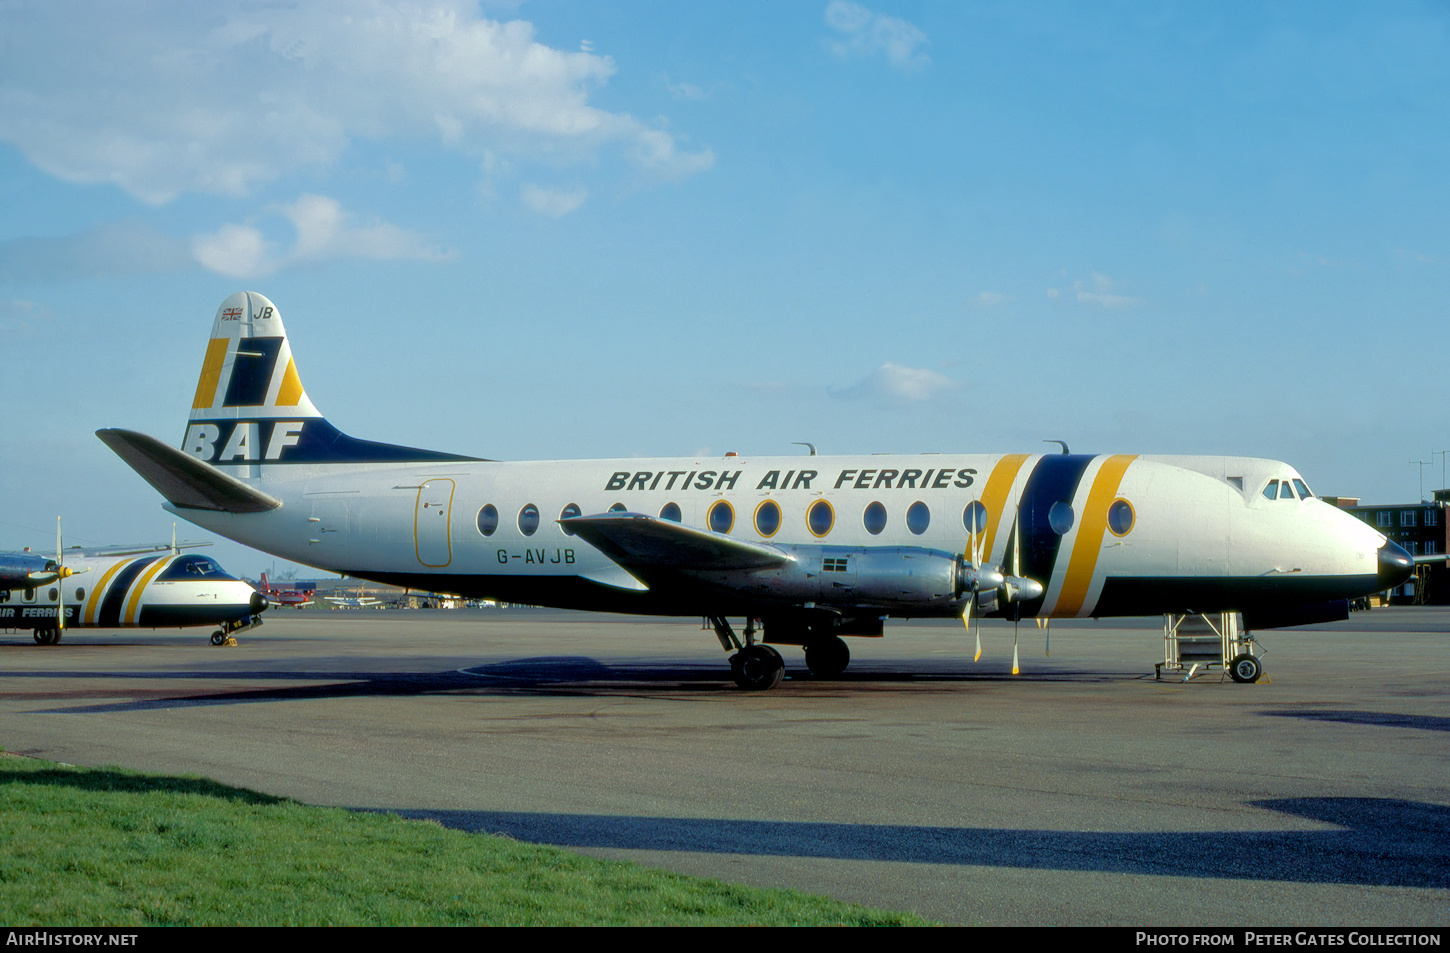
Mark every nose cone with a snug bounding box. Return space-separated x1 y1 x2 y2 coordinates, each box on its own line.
1378 541 1414 590
251 591 270 614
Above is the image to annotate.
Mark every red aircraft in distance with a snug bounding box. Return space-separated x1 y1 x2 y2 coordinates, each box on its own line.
258 573 314 608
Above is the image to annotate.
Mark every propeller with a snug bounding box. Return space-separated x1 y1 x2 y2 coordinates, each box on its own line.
997 508 1045 675
56 518 66 633
958 501 1049 671
959 519 1000 662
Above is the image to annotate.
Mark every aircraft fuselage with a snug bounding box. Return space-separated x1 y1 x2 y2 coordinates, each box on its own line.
170 449 1397 621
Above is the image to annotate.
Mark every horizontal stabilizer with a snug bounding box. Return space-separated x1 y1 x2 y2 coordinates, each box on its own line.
96 429 281 514
561 512 790 572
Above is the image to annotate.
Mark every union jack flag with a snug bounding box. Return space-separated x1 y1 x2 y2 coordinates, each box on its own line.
221 307 244 320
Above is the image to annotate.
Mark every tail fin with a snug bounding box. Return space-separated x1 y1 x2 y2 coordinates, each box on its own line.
181 292 480 473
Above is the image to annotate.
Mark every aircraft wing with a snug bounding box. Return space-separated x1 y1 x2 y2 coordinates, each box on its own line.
561 512 791 572
71 541 213 558
97 429 280 514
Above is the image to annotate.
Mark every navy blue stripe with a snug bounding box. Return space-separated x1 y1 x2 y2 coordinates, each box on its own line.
97 556 164 627
188 417 483 464
1008 454 1096 616
222 337 283 407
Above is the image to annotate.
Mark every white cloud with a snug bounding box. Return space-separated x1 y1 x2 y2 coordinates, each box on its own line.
667 79 708 101
191 194 453 277
1394 247 1438 264
0 299 53 338
520 184 588 218
0 1 713 203
191 225 277 279
0 222 191 282
824 1 930 72
1069 273 1144 309
974 292 1010 306
1075 291 1142 308
830 362 959 406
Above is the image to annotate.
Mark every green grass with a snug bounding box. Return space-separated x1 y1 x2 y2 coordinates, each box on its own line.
0 754 931 926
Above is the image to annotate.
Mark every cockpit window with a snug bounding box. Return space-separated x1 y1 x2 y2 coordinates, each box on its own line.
1262 480 1279 500
158 555 237 582
1293 479 1313 500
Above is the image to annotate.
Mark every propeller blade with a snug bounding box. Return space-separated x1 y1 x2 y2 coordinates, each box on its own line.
1011 618 1020 676
1012 507 1022 579
55 516 64 632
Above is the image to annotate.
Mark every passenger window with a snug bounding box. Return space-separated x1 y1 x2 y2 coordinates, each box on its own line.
518 504 540 536
754 500 782 537
1048 501 1075 535
1107 499 1134 536
659 502 681 522
708 500 734 534
962 501 987 535
477 504 499 536
807 500 834 537
559 503 581 536
906 501 930 535
609 502 627 513
863 501 888 535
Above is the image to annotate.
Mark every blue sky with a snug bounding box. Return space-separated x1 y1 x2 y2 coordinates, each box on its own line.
2 1 1448 576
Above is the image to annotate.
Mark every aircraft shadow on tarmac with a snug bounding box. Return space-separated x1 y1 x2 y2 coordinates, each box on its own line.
1264 709 1450 733
11 655 1143 714
387 798 1449 890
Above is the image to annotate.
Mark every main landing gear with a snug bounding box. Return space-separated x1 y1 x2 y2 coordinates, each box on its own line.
710 616 784 690
33 628 62 646
707 617 854 689
803 636 850 678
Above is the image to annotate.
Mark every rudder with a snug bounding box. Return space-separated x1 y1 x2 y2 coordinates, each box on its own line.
181 292 479 473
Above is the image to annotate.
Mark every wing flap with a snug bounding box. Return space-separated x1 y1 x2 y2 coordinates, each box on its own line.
96 428 281 514
562 512 790 572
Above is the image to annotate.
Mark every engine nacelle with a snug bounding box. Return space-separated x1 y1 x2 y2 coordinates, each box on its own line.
689 545 966 611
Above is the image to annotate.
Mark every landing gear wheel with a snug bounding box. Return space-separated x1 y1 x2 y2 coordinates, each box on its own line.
804 636 850 678
1229 653 1262 683
730 645 785 691
211 630 227 646
34 628 60 645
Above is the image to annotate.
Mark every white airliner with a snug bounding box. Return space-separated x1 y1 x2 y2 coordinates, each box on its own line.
97 292 1412 688
1 546 267 646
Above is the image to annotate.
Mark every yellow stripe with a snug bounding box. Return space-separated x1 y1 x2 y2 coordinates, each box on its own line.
275 355 305 407
191 338 229 410
83 560 129 624
978 454 1031 561
1052 454 1137 617
123 557 172 625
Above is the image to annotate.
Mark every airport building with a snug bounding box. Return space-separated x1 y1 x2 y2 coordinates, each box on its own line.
1322 492 1449 604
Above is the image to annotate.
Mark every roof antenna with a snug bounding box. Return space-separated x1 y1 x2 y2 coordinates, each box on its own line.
1044 440 1070 455
792 442 817 456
